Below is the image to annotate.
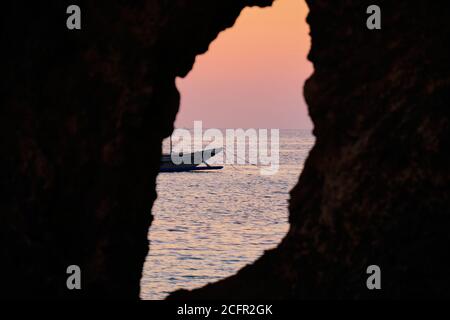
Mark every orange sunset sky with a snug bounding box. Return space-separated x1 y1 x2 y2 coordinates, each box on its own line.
175 0 313 129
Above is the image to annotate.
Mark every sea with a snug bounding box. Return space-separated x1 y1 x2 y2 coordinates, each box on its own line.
140 129 315 299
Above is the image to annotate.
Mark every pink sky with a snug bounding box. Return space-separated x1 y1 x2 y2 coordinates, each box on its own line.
175 0 313 129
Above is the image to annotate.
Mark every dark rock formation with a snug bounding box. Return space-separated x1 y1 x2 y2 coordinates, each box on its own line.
170 0 450 299
1 0 272 299
2 0 449 300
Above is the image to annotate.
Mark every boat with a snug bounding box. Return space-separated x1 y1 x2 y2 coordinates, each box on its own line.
160 144 224 173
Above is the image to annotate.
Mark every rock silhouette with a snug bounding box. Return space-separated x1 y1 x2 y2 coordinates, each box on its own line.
1 0 449 299
169 0 450 299
0 0 272 299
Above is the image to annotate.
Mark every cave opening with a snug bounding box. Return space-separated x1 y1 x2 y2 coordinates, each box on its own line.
140 0 314 300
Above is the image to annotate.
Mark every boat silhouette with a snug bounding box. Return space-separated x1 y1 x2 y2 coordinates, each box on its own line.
160 148 223 172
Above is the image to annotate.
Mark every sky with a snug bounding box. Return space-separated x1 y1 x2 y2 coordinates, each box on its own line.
175 0 313 130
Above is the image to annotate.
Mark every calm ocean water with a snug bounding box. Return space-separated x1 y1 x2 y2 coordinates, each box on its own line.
140 129 315 299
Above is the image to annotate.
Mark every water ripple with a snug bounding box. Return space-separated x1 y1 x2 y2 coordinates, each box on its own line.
140 129 314 299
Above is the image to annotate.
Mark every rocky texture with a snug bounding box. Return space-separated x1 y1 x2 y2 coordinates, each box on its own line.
170 0 450 299
0 0 272 299
2 0 449 300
